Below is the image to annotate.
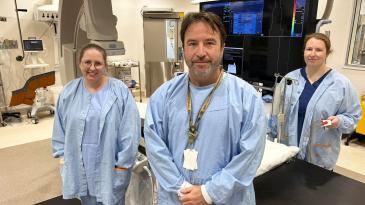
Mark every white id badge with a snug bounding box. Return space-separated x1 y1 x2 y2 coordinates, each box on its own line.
183 149 198 170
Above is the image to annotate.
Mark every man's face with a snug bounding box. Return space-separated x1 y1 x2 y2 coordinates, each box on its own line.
183 21 224 86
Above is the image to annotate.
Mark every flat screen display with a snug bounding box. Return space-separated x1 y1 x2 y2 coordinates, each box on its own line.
201 0 318 88
23 40 43 51
241 36 305 87
201 0 264 35
223 47 243 76
201 0 307 37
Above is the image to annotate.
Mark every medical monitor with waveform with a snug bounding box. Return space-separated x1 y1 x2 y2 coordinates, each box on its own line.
201 0 308 37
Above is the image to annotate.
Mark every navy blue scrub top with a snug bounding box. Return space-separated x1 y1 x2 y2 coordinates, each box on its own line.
297 68 332 144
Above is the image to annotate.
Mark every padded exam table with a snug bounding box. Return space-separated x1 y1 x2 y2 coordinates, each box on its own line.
254 158 365 205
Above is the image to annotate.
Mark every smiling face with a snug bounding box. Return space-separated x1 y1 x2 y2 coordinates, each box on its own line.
304 38 328 69
183 21 224 86
79 48 107 85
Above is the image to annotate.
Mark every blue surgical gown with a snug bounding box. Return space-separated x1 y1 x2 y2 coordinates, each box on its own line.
269 68 361 169
52 77 140 205
144 73 266 204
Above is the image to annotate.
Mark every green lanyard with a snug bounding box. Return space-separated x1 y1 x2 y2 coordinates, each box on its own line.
186 69 224 145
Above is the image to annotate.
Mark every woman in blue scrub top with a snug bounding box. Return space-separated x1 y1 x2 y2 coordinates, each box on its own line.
52 43 140 205
270 33 361 169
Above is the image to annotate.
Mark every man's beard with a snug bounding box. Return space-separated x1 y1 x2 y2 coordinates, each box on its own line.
190 57 222 80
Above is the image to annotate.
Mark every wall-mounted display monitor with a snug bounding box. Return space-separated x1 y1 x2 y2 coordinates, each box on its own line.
201 0 264 35
201 0 318 88
241 36 305 87
222 37 305 88
23 40 43 52
223 47 243 76
201 0 309 37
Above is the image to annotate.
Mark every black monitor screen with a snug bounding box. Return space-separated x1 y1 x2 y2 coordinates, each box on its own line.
23 40 43 51
201 0 318 88
223 47 243 76
262 0 307 37
201 0 264 35
242 36 305 87
201 0 308 37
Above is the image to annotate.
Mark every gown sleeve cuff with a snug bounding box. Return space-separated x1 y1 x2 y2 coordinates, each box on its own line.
201 185 213 204
177 181 192 196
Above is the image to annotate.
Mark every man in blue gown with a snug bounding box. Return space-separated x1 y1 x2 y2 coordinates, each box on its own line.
144 12 266 205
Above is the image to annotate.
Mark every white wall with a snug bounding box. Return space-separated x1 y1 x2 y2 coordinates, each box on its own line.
0 0 57 104
318 0 365 95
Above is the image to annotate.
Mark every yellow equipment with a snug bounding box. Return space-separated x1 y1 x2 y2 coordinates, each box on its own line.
355 95 365 135
345 95 365 145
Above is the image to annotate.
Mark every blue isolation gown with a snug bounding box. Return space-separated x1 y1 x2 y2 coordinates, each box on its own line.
269 68 361 169
144 73 266 204
52 77 140 205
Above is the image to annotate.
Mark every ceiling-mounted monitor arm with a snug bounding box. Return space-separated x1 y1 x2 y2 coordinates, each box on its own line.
321 0 334 20
315 19 332 32
316 0 334 32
